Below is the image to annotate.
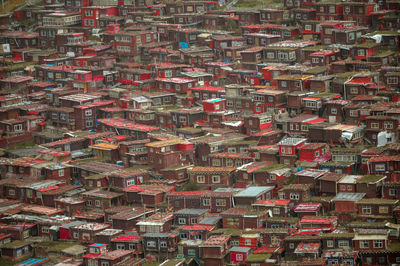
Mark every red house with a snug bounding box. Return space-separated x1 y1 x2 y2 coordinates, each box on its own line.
298 143 330 162
81 6 118 28
230 246 252 264
299 216 338 232
202 98 226 113
277 137 307 166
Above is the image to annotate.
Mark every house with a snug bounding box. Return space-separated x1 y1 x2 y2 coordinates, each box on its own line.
178 224 215 241
188 166 236 190
110 235 143 255
319 173 347 196
298 143 330 162
277 137 306 166
70 223 111 243
142 233 178 259
0 241 32 259
230 246 252 264
82 189 123 210
296 169 329 194
95 250 134 266
332 192 365 215
299 216 338 232
294 203 322 218
174 209 209 226
234 186 274 207
252 200 291 217
220 208 269 229
278 184 311 205
356 198 398 219
111 207 155 231
200 235 230 266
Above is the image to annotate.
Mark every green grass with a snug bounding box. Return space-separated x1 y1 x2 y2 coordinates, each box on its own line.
7 140 35 150
0 257 20 266
234 0 281 8
35 241 79 253
144 262 159 266
245 253 271 262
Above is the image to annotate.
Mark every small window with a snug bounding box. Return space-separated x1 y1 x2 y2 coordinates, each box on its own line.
327 240 334 248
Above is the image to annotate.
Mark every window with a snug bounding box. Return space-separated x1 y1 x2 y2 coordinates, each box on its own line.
13 124 22 131
85 109 92 116
190 217 198 224
197 175 205 183
349 110 358 117
360 240 369 249
95 200 100 207
273 208 280 215
86 120 93 128
281 81 287 87
374 240 383 248
127 179 135 186
42 227 49 233
357 49 365 57
327 240 334 248
58 169 64 177
370 122 379 129
231 240 239 246
388 77 398 85
338 240 349 249
290 193 299 200
350 87 358 94
60 113 67 120
312 57 319 63
116 244 125 250
289 243 295 249
362 206 371 215
73 232 79 239
203 199 210 206
178 218 186 224
379 206 388 214
267 52 275 59
375 164 385 171
347 185 352 191
216 199 226 206
160 241 167 248
389 189 397 196
384 122 393 129
87 200 92 206
212 159 221 167
236 254 243 261
188 249 196 256
146 240 156 248
331 108 337 115
212 176 220 183
8 189 15 196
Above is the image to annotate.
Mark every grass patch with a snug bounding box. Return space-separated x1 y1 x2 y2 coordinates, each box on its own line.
234 0 281 8
35 241 79 253
7 140 35 150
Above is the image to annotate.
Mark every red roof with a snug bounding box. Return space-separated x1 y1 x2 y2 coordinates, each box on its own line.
253 200 290 206
112 235 141 242
304 118 327 124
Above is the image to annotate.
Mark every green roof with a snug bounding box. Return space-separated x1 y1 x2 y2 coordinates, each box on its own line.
1 240 31 249
335 72 358 79
371 50 394 58
35 241 80 253
307 196 334 203
304 66 328 75
312 92 341 98
354 42 379 49
245 253 271 263
303 45 329 51
347 221 386 228
223 140 259 146
388 242 400 251
254 163 284 173
211 228 243 237
357 175 386 183
3 62 36 71
357 198 398 205
176 127 203 134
